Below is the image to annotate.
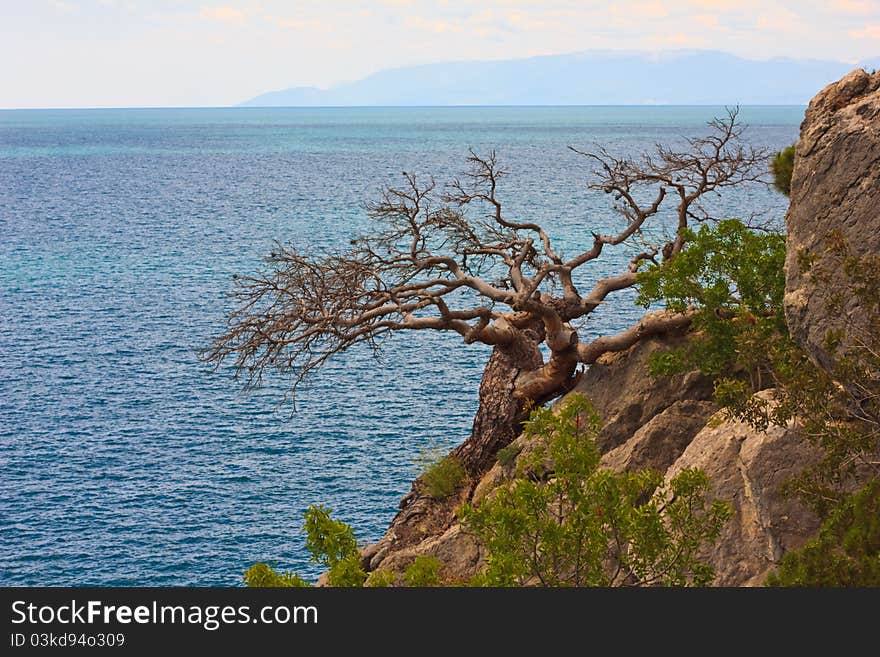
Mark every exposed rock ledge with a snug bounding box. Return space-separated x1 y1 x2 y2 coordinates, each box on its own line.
354 68 880 586
362 331 820 585
663 392 821 586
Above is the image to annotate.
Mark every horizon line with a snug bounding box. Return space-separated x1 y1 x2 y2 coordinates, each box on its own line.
0 103 810 112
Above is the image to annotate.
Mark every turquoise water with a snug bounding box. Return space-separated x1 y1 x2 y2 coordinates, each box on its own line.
0 106 801 585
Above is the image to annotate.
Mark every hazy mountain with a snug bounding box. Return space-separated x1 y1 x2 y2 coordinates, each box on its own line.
241 50 876 107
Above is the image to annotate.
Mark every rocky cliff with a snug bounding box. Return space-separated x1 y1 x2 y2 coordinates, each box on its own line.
784 68 880 375
361 68 878 586
363 332 821 585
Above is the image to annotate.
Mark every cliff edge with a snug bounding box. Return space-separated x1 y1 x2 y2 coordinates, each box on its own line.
784 68 880 376
360 67 878 586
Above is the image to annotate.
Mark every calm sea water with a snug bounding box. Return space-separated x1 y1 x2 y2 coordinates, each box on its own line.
0 106 800 585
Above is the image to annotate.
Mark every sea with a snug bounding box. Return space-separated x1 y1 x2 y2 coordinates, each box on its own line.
0 106 801 585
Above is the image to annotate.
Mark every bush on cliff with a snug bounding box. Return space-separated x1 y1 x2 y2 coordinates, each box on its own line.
634 204 880 584
459 394 732 586
636 212 879 517
767 479 880 586
761 236 880 585
242 562 310 587
770 144 795 196
403 556 443 587
636 218 788 388
244 504 366 587
416 449 467 500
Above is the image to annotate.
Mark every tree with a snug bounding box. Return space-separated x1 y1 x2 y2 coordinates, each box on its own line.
204 109 766 476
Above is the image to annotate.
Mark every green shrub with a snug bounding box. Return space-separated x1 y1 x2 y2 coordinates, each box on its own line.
242 562 310 587
326 553 368 587
496 443 521 468
770 145 795 196
460 395 732 586
244 504 366 587
404 556 442 587
636 218 788 387
365 568 397 587
417 450 467 500
767 480 880 586
701 233 880 517
642 209 879 586
301 504 366 586
302 504 357 567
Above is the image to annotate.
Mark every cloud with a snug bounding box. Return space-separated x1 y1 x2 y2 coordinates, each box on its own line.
849 23 880 38
503 9 565 32
404 15 466 34
199 6 249 24
755 7 801 32
684 0 755 8
631 1 670 19
268 16 332 32
467 8 497 25
833 0 877 14
692 14 720 28
49 0 76 14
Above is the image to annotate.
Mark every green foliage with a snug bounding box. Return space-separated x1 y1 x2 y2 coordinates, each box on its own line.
417 450 467 500
636 218 788 388
767 480 880 586
244 504 366 587
302 504 358 568
642 221 879 520
460 395 732 586
242 562 310 587
496 443 521 468
770 145 796 196
403 556 443 587
326 553 368 587
712 234 880 517
365 568 397 587
775 236 880 515
243 504 451 587
302 504 367 586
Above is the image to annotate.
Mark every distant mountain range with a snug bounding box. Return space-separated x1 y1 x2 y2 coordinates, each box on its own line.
241 50 880 107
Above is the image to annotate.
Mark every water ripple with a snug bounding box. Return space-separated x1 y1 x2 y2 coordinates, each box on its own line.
0 106 799 585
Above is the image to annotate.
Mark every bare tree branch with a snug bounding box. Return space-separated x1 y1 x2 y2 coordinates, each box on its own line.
204 111 763 414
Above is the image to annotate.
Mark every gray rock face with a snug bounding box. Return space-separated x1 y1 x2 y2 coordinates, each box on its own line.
664 393 822 586
784 68 880 375
364 331 718 583
600 400 717 473
573 332 716 452
368 525 483 585
365 337 823 586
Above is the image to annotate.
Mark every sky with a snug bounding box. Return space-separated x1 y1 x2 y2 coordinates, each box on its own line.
1 0 879 109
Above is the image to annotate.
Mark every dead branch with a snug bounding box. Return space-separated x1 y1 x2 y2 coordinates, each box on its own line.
204 111 763 405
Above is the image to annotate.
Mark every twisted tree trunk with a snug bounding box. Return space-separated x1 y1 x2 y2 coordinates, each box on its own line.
453 338 544 474
362 328 584 570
